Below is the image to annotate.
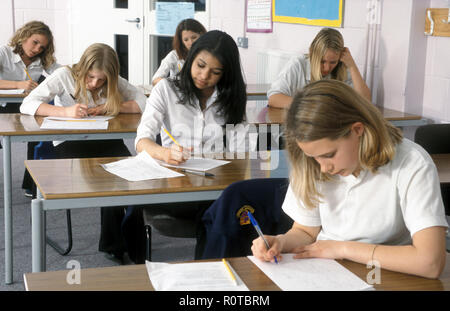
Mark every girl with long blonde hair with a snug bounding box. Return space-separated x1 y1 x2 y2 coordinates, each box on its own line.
252 80 448 279
20 43 147 261
268 27 371 108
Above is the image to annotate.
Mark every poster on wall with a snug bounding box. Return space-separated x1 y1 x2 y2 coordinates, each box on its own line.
156 2 195 36
272 0 343 27
246 0 273 33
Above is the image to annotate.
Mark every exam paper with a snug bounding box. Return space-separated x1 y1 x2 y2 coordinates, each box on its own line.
101 151 183 181
248 254 373 291
146 261 249 291
40 116 112 130
0 89 25 94
159 157 230 172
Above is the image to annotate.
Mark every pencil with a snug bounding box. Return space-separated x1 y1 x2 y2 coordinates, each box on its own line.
222 258 238 286
162 127 181 147
47 118 98 122
24 68 32 81
181 169 215 177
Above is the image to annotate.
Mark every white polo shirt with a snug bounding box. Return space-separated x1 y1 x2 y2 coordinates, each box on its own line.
136 78 252 154
267 54 353 98
0 45 59 82
282 139 449 245
20 66 147 115
152 50 184 82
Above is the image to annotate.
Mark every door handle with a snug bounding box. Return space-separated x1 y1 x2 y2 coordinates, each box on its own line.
125 17 140 23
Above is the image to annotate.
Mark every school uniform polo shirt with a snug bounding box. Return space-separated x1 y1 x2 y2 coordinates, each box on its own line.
20 66 147 115
267 54 353 98
0 45 59 83
136 78 252 154
282 139 449 245
152 50 184 82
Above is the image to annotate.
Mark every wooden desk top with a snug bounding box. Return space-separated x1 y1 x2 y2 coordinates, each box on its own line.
0 113 141 136
25 152 288 200
245 102 423 126
0 93 27 98
137 83 270 97
432 154 450 184
23 254 450 291
247 83 270 96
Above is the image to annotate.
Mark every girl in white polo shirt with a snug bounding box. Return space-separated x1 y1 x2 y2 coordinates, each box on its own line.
20 42 147 262
136 30 250 162
123 30 250 263
267 27 371 109
0 21 59 104
152 18 206 86
0 21 59 195
252 80 448 279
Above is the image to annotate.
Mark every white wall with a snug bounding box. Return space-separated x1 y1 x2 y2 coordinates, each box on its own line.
0 1 14 45
3 0 449 123
211 0 450 123
2 0 72 65
423 0 450 123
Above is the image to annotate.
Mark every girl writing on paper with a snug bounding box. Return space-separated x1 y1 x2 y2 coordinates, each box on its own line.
122 30 251 264
267 27 371 109
252 80 448 279
152 18 207 86
0 21 59 195
0 21 58 101
136 29 250 164
20 43 147 262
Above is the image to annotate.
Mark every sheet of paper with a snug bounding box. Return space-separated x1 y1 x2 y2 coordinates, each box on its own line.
40 118 109 130
44 116 114 121
248 254 373 291
101 151 183 181
0 89 25 94
159 157 230 172
155 2 194 35
146 261 249 291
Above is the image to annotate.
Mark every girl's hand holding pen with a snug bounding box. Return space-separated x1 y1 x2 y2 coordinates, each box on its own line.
163 144 192 165
251 235 283 263
66 103 89 118
17 80 38 91
87 104 106 116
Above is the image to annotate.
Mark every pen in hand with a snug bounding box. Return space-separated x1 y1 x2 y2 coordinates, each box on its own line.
247 212 278 264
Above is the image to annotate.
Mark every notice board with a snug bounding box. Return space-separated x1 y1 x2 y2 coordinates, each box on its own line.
272 0 343 27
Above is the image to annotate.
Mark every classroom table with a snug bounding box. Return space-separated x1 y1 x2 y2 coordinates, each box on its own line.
23 253 450 291
136 83 270 101
0 93 27 104
432 154 450 184
246 83 270 100
0 113 142 284
246 101 429 127
25 151 289 273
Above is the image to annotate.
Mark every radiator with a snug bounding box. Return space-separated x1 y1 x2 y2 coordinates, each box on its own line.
256 50 297 84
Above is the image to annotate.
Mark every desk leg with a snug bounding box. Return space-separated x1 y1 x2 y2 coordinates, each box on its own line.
3 136 13 284
32 197 45 272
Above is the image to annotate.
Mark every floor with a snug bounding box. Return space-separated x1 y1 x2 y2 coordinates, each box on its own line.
0 139 196 290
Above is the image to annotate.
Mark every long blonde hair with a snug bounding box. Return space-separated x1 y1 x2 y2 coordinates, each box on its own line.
308 28 347 82
285 80 403 209
69 43 121 116
9 21 56 70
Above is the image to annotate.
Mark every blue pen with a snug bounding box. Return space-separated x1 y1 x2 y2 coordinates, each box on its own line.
247 212 278 264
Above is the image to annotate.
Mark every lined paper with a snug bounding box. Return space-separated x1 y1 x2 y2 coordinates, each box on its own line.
248 254 373 291
146 261 249 291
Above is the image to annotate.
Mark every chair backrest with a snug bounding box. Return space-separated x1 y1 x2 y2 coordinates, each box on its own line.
414 124 450 216
414 124 450 154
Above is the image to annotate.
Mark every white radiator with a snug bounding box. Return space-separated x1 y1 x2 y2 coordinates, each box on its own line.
256 50 297 84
